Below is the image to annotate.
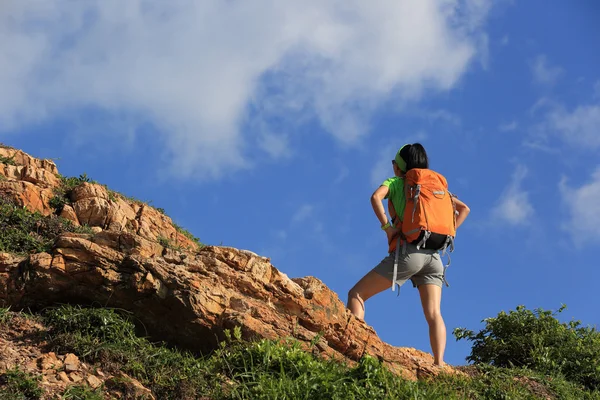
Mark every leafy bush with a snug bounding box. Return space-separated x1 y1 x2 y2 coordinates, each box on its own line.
454 305 600 391
50 174 96 213
0 196 91 254
0 154 18 166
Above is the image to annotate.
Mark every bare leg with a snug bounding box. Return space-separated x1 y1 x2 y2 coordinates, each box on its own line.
418 284 446 366
347 270 391 320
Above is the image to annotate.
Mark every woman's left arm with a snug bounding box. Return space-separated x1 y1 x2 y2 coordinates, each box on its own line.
452 196 470 229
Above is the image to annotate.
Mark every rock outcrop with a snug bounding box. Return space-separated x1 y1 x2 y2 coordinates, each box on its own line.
0 146 451 384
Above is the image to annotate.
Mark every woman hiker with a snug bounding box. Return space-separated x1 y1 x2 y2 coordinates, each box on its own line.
347 143 470 366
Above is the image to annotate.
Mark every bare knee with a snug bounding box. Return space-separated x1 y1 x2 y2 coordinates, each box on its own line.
423 309 443 325
347 287 363 303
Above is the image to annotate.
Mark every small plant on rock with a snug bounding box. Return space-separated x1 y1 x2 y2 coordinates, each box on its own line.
0 154 18 166
49 173 96 214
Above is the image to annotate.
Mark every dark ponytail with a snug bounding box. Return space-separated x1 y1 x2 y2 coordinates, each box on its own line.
399 142 429 171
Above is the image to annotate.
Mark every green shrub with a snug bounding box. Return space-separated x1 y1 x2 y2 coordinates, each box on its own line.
49 174 95 213
0 154 18 166
0 196 91 254
454 305 600 391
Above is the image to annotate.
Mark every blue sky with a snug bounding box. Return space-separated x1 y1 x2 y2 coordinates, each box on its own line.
1 1 599 366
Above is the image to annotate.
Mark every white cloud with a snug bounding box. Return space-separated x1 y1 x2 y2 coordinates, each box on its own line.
530 55 563 86
522 140 559 154
257 131 290 160
412 109 462 126
560 168 600 244
0 0 491 179
546 104 600 149
291 204 314 224
491 165 534 226
499 120 518 132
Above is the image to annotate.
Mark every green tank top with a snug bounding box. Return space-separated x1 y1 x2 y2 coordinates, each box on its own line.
382 176 406 222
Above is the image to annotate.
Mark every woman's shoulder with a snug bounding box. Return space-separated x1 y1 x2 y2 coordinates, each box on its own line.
381 176 404 187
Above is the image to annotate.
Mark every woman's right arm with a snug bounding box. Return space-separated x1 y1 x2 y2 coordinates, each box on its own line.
371 185 399 242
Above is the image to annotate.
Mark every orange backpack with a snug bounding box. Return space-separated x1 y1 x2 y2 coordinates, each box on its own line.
387 168 457 290
389 168 456 253
403 168 456 249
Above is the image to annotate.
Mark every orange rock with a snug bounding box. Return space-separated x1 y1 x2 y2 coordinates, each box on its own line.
0 181 55 215
0 148 59 188
57 371 71 383
64 353 80 372
106 372 155 400
37 352 63 371
59 205 80 226
86 374 103 389
69 372 83 383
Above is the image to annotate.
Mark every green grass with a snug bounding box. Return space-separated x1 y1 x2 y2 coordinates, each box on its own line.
0 307 12 324
0 306 598 399
60 385 104 400
0 367 44 400
33 305 600 400
0 196 92 254
157 236 179 251
174 223 203 249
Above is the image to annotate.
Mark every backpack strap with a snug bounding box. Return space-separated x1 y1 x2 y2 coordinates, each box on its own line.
410 184 421 223
392 236 401 292
415 230 431 250
391 237 408 293
438 236 454 287
441 253 450 287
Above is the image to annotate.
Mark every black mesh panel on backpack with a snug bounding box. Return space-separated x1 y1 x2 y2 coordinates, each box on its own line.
411 231 448 250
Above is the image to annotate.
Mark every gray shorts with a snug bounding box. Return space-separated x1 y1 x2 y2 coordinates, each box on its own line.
372 243 444 288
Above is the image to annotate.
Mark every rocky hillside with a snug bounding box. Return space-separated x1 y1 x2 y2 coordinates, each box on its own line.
1 145 597 400
0 145 448 397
